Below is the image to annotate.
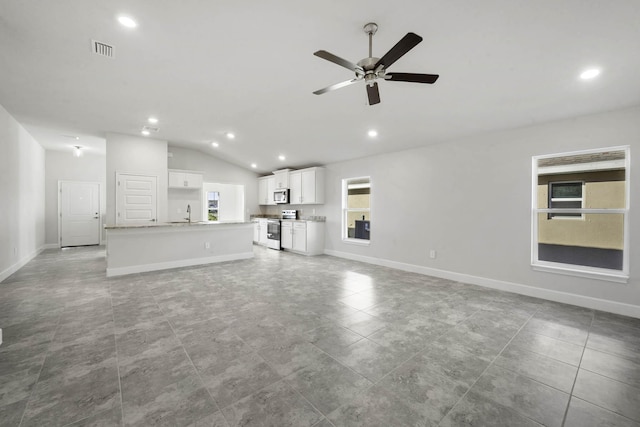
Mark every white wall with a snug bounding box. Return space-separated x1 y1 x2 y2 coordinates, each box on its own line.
167 146 259 221
0 104 45 282
106 133 168 225
44 150 106 246
320 105 640 317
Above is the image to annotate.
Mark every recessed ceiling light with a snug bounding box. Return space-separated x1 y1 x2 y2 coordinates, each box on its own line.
580 68 600 80
148 117 158 124
368 129 378 137
278 155 286 161
226 132 235 139
141 130 150 136
117 16 137 28
251 163 257 168
211 142 219 148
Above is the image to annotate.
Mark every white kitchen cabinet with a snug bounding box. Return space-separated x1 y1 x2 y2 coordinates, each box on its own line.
281 220 324 255
273 169 290 189
258 218 269 245
289 167 324 205
280 220 293 249
168 170 203 189
253 220 260 243
293 222 307 252
258 176 276 205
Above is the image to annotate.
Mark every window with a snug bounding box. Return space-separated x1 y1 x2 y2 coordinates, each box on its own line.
548 181 584 219
207 191 219 221
342 177 370 243
532 146 629 282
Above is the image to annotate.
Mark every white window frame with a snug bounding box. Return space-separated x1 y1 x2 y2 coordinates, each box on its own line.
342 176 371 245
531 146 630 283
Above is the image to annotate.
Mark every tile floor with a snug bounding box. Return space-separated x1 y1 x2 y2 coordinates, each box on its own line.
1 245 639 426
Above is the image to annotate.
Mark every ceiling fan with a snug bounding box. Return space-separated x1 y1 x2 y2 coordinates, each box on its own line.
313 23 439 105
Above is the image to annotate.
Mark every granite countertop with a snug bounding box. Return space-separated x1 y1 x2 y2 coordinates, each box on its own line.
104 221 252 230
284 216 326 222
250 216 326 223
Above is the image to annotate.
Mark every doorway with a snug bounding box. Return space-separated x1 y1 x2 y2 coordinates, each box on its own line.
115 173 158 225
59 181 101 247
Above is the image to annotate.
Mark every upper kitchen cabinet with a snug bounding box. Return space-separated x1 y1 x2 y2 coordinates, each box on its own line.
258 175 276 205
290 167 325 205
273 169 291 189
168 169 203 189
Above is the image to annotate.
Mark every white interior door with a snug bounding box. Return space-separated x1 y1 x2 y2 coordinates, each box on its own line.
60 181 100 247
116 173 158 225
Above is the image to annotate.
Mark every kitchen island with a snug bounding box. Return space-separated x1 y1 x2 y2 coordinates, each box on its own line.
104 221 254 277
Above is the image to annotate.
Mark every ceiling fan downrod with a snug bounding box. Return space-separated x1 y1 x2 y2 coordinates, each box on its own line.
361 23 379 86
363 22 378 58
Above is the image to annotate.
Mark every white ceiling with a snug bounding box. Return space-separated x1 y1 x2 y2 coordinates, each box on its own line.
1 1 639 173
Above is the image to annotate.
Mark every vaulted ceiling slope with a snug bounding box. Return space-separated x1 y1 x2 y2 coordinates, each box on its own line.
1 1 639 172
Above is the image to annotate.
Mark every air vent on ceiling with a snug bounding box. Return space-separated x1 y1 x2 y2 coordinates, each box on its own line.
91 39 114 58
142 126 159 133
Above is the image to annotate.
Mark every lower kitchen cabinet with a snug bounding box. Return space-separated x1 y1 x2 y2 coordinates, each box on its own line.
281 221 293 249
253 219 269 245
293 222 306 252
280 220 324 255
253 220 260 243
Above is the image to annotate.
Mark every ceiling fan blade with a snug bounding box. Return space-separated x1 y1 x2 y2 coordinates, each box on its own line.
313 78 360 95
366 82 380 105
376 32 423 70
314 50 362 72
385 72 439 84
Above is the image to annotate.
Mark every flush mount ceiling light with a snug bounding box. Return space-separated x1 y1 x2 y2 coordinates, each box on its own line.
580 68 601 80
368 129 378 137
148 117 158 124
251 163 257 168
141 129 150 136
211 142 219 148
117 16 137 28
73 145 83 157
226 132 235 140
278 155 286 161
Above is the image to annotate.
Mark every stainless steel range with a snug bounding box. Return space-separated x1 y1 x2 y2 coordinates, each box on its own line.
266 219 281 250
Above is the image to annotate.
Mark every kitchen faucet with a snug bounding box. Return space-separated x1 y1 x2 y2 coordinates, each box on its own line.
185 204 191 223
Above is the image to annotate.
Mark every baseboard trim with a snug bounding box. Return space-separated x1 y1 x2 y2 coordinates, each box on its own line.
42 243 60 250
324 249 640 319
106 252 255 277
0 246 45 283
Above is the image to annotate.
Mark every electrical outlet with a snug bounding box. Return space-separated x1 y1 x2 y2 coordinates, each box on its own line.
429 249 437 259
204 242 210 249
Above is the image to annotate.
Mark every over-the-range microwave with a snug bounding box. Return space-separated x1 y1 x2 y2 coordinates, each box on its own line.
274 188 289 204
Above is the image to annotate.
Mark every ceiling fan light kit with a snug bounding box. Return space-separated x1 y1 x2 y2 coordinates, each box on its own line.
313 22 439 105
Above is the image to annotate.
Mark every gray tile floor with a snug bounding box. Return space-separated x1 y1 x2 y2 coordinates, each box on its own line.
1 245 640 426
